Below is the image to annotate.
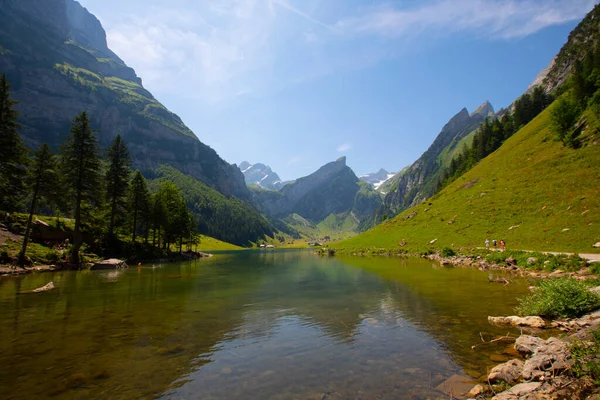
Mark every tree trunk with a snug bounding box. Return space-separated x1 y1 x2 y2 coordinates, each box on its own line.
71 189 83 265
18 182 40 267
132 202 138 242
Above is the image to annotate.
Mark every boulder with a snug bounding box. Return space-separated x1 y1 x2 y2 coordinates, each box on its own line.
526 257 538 266
515 335 545 355
488 316 546 329
593 242 600 248
492 382 542 400
522 337 572 380
505 257 517 265
487 359 523 384
91 259 127 270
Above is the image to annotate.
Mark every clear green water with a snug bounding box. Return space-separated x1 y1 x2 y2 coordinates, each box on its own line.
0 251 530 399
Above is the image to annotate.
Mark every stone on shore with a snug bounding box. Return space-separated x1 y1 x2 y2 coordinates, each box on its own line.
434 374 475 398
522 337 572 380
515 335 545 355
492 382 542 400
487 359 523 384
466 384 484 398
488 315 546 329
91 259 127 270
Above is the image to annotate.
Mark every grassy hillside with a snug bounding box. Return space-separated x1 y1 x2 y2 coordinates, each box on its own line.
338 100 600 254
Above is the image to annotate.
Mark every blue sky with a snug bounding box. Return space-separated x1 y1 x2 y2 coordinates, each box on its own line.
79 0 597 180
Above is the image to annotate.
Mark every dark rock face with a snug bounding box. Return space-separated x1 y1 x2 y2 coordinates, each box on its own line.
238 161 285 190
379 102 493 217
0 0 250 200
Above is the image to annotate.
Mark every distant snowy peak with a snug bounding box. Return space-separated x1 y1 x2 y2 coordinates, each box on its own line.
238 161 286 191
359 169 395 189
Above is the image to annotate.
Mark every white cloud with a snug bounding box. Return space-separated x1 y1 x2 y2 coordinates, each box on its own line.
287 155 302 165
336 0 597 40
99 0 596 104
337 143 351 152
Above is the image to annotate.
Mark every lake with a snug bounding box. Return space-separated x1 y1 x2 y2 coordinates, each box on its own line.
0 250 530 399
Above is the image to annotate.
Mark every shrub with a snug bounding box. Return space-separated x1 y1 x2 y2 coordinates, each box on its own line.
440 247 456 257
570 328 600 385
516 277 600 318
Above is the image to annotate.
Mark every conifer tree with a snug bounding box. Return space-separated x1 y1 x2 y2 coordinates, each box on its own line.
0 73 28 211
105 135 131 236
61 111 102 264
128 170 151 242
18 144 59 266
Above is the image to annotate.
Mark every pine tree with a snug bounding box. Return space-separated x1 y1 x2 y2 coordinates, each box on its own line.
18 144 59 266
61 111 102 264
105 135 132 236
128 170 151 242
0 73 28 211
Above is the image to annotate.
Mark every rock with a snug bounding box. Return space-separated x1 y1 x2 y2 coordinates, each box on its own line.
466 384 484 398
526 257 538 265
492 382 542 400
590 286 600 295
549 269 565 277
593 242 600 248
33 282 55 292
515 335 546 355
434 374 476 398
505 257 517 265
429 239 437 244
487 359 524 384
522 337 572 380
488 316 546 329
489 353 510 363
91 259 127 270
20 282 55 294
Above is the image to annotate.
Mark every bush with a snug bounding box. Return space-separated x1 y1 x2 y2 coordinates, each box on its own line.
440 247 456 257
570 328 600 385
516 277 600 318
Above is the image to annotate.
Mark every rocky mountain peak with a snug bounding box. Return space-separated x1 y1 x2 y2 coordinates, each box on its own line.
471 100 494 118
336 156 347 165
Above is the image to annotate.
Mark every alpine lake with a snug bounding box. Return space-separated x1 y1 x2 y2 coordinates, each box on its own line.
0 250 533 399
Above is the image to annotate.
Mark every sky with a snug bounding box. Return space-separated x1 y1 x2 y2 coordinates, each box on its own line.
78 0 598 181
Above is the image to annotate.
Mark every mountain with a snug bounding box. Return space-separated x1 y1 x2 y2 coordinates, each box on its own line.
0 0 277 244
238 161 286 190
251 157 382 230
339 99 600 253
359 169 395 190
340 6 600 254
0 0 248 200
377 100 495 218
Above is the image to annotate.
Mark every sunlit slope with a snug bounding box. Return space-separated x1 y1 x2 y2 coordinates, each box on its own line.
338 103 600 254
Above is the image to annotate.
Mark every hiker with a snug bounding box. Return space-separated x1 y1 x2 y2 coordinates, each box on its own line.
500 239 506 250
485 239 490 249
492 239 497 247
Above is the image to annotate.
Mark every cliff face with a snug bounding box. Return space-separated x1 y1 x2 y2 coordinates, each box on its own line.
380 102 494 217
0 0 249 200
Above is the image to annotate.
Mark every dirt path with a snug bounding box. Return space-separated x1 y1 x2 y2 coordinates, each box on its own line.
480 248 600 262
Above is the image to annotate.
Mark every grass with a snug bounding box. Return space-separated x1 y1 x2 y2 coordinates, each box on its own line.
515 277 600 318
337 100 600 254
196 235 242 251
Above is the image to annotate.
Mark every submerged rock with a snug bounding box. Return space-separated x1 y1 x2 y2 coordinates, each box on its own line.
434 374 475 398
19 281 55 294
488 315 546 329
487 359 524 384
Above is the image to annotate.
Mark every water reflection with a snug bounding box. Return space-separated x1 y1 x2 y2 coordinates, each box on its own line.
0 251 529 399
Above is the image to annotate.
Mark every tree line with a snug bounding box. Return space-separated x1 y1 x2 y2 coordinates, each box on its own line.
0 73 196 266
